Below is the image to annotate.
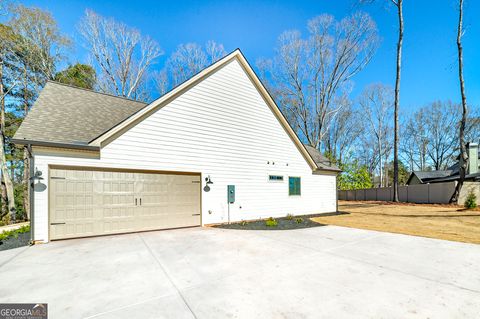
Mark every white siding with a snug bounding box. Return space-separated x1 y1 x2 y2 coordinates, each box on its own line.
32 59 337 242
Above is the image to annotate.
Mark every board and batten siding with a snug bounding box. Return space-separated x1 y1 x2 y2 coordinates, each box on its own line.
32 59 337 242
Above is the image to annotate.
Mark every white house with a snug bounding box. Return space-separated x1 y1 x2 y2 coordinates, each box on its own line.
13 49 340 242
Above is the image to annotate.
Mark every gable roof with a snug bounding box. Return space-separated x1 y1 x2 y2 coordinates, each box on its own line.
406 170 452 184
14 49 337 173
13 81 146 148
88 49 322 171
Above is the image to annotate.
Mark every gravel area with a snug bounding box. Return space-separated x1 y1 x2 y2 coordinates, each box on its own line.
0 231 31 251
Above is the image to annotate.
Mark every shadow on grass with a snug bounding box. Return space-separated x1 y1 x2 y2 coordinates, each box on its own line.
338 203 379 209
352 212 480 218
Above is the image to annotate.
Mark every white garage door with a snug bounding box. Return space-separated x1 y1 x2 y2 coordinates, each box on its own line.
49 167 201 240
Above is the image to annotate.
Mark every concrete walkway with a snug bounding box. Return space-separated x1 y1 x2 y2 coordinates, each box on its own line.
0 225 479 318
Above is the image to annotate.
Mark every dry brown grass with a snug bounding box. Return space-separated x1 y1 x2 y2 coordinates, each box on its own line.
311 201 480 244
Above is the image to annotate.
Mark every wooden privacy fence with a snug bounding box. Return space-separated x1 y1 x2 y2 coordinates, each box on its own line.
338 181 457 204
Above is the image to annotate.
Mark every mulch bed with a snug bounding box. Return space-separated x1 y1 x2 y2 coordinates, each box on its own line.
214 213 346 230
0 231 31 251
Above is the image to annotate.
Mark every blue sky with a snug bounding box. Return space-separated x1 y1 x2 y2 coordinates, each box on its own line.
19 0 480 112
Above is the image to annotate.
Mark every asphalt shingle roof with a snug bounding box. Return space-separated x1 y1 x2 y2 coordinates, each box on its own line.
412 170 453 182
303 145 341 171
13 81 147 146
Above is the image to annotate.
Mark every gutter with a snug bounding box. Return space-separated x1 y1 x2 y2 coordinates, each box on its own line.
27 144 34 243
12 139 100 152
314 167 342 174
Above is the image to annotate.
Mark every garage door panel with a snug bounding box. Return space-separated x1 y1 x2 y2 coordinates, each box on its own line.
50 168 201 240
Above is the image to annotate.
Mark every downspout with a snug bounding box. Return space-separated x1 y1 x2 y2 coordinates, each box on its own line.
27 144 34 243
336 173 339 212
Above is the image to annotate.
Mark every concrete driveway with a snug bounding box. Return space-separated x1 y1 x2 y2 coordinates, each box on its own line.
0 226 479 319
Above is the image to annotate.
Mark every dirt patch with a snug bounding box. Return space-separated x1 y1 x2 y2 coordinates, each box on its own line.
312 201 480 244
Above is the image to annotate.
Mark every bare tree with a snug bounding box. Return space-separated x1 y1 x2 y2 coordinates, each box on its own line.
258 13 379 149
465 107 480 143
9 4 71 81
424 102 460 170
205 40 227 64
324 97 363 165
360 0 403 200
401 113 429 171
391 0 404 201
79 9 163 101
401 102 480 173
452 0 468 203
155 41 226 94
357 133 381 181
152 69 168 96
403 102 461 171
359 84 393 187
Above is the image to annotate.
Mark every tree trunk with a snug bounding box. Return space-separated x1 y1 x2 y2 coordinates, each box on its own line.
1 180 7 220
378 132 383 187
385 161 389 187
393 0 403 202
451 0 468 204
0 60 6 220
0 59 16 224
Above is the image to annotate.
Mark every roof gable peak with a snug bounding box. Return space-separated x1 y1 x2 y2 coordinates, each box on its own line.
87 48 321 171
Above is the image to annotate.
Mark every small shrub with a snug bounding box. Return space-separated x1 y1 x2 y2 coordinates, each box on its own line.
0 224 30 241
464 191 477 209
240 220 248 226
295 217 304 224
265 217 278 227
286 214 294 220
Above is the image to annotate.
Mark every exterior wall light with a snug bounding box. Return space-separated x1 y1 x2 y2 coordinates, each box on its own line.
205 175 213 185
30 168 44 185
30 168 47 192
204 175 213 192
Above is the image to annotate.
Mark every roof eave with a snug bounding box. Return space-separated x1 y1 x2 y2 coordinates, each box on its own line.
315 167 342 174
12 139 101 152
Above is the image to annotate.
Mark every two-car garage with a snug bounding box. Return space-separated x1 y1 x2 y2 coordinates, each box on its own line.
48 167 201 240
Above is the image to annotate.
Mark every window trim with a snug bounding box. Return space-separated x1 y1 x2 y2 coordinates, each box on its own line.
268 175 284 182
288 176 301 196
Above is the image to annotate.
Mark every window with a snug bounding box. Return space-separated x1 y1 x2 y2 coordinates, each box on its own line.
269 175 284 181
289 177 301 195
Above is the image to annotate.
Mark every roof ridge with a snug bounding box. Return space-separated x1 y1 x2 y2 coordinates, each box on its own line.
46 80 149 105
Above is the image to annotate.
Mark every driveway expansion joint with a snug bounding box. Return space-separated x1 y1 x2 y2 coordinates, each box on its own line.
139 233 199 319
